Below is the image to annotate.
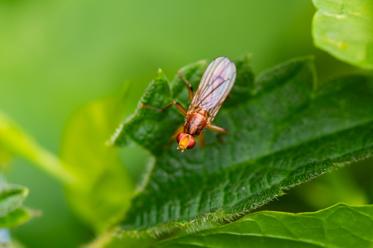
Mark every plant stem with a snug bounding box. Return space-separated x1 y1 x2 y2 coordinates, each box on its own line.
0 112 77 186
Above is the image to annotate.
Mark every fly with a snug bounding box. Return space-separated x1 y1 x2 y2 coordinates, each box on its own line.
174 57 236 152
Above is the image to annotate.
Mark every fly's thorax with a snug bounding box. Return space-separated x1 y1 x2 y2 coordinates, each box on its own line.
184 109 208 136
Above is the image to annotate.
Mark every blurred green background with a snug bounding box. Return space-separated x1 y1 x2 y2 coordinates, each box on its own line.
0 0 367 247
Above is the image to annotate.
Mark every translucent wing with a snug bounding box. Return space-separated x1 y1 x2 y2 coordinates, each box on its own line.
190 57 236 121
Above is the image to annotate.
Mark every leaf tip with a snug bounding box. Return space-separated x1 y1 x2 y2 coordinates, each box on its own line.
156 68 168 81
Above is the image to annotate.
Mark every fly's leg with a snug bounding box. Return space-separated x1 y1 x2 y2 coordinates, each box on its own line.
207 124 227 134
178 71 194 101
140 100 187 117
207 124 227 144
198 132 205 148
173 100 188 116
139 103 163 112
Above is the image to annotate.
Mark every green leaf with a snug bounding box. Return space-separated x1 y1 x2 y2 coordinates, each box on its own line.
112 56 373 233
95 203 373 247
0 208 32 228
61 99 134 231
169 203 373 248
0 178 32 228
105 203 373 248
312 0 373 69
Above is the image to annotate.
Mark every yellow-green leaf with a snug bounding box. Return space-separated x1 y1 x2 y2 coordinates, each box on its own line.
312 0 373 69
62 99 134 231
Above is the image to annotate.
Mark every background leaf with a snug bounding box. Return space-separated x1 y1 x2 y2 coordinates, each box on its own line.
312 0 373 69
114 56 373 233
0 100 135 232
61 99 134 232
292 168 368 209
0 178 32 228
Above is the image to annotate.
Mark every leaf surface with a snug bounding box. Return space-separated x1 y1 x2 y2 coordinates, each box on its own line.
112 56 373 233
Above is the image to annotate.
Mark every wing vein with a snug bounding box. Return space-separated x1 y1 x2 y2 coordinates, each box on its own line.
189 57 237 121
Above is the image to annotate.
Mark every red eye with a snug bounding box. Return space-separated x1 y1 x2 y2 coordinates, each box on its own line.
187 136 196 149
176 132 184 143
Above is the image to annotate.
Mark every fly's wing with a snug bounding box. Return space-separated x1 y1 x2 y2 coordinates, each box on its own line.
190 57 236 121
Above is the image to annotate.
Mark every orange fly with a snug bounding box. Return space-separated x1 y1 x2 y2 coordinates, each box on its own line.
173 57 237 152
